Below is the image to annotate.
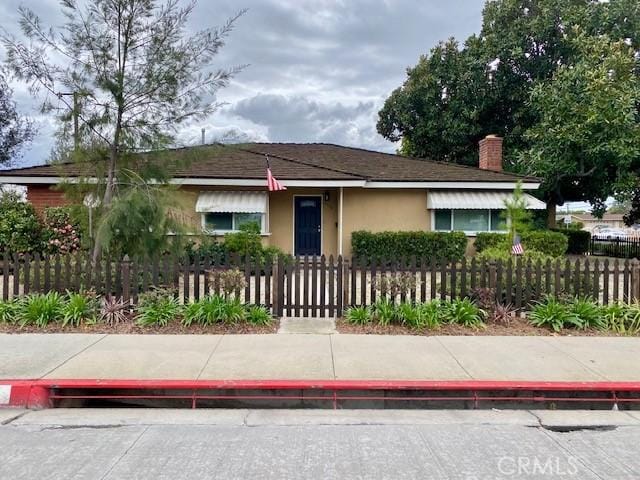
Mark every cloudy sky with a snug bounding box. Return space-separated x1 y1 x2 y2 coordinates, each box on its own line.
2 0 485 168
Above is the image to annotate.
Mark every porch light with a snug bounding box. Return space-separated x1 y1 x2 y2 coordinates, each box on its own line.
324 190 330 202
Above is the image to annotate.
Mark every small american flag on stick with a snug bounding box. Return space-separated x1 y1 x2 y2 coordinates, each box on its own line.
266 155 286 191
511 234 524 255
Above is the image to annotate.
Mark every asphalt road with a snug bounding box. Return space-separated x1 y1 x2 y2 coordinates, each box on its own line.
1 409 640 479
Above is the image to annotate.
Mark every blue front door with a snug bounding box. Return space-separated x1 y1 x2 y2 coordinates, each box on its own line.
294 196 321 256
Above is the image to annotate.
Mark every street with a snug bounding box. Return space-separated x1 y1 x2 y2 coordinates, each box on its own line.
1 409 640 479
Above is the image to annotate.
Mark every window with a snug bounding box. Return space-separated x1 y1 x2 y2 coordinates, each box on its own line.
202 212 264 233
434 209 506 234
434 210 452 230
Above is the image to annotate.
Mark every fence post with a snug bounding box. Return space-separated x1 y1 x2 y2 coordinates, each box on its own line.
631 259 640 302
342 258 350 310
121 255 131 307
272 257 281 317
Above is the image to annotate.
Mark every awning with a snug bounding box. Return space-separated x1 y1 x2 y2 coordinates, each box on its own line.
195 191 267 213
427 191 546 210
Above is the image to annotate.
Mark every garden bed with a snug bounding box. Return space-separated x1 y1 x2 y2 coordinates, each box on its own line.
335 318 621 336
0 321 276 335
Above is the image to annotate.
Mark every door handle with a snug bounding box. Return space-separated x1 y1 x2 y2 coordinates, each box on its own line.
317 225 321 233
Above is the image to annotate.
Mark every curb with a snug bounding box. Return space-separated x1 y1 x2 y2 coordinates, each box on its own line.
3 379 640 409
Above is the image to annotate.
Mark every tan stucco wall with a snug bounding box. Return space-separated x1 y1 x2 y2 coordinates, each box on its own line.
340 188 430 257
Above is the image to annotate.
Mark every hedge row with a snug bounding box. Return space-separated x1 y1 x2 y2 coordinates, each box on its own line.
552 228 591 255
351 231 467 260
474 231 568 257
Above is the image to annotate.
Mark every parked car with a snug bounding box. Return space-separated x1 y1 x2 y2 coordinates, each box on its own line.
592 228 628 240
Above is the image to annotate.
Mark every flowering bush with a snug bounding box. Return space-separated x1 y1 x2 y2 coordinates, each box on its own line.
43 207 82 254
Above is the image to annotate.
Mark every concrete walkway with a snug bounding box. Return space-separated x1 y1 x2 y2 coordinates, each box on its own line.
1 333 640 382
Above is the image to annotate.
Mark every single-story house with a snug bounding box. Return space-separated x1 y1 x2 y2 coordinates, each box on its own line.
0 135 545 257
555 213 626 232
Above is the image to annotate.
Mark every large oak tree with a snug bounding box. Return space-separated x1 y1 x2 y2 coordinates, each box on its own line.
377 0 640 224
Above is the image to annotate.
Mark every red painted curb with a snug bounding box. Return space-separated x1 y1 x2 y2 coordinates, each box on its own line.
2 379 640 408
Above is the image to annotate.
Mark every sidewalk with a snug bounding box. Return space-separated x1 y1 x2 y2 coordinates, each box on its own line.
1 333 640 382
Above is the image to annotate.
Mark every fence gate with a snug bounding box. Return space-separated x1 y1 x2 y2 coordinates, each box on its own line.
273 255 343 318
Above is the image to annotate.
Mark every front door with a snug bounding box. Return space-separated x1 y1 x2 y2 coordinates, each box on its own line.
294 196 321 256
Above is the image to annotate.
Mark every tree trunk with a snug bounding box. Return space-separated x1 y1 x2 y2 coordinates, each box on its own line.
546 200 557 229
91 146 118 264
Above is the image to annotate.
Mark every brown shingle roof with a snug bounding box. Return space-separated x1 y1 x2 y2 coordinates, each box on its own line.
0 143 539 183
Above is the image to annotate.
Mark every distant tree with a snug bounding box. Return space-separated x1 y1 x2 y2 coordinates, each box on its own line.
2 0 245 258
0 73 34 165
503 181 532 246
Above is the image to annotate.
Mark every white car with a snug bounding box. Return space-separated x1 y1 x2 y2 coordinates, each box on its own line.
593 228 628 240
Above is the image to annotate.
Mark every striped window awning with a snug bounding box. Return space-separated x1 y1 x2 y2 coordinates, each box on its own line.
427 191 546 210
195 191 267 213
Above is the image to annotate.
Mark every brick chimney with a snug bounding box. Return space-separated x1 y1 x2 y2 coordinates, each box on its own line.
479 134 503 172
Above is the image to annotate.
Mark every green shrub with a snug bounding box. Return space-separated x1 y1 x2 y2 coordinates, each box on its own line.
0 192 45 253
396 301 443 329
602 303 640 335
569 297 606 329
371 298 398 325
18 292 65 327
245 305 272 326
345 305 372 325
184 238 228 263
351 230 467 261
415 301 444 329
224 222 263 258
552 228 591 255
136 289 182 327
221 297 246 324
0 299 19 324
529 296 581 332
183 294 227 326
62 291 98 327
521 231 568 257
474 233 507 253
442 298 485 328
476 247 556 264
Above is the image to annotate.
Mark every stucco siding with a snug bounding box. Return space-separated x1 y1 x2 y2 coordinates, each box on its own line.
341 188 429 257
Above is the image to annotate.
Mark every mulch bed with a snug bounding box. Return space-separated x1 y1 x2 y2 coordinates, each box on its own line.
335 318 622 337
0 318 627 336
0 321 277 335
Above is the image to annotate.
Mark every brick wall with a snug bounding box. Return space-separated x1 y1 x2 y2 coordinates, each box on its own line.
26 185 69 214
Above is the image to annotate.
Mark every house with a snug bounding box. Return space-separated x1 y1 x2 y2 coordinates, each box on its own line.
0 135 545 257
555 213 626 233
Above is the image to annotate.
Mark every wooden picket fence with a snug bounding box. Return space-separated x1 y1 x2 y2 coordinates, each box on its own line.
2 253 640 318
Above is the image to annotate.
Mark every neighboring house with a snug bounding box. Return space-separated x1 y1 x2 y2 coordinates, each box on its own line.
556 213 626 232
0 135 545 257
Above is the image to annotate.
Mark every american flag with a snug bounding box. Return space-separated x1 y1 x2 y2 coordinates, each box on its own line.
266 156 286 191
511 234 524 255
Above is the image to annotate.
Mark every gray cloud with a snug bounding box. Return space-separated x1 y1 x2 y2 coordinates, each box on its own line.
3 0 484 165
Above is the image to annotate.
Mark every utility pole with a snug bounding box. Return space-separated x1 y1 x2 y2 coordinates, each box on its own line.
56 91 80 149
